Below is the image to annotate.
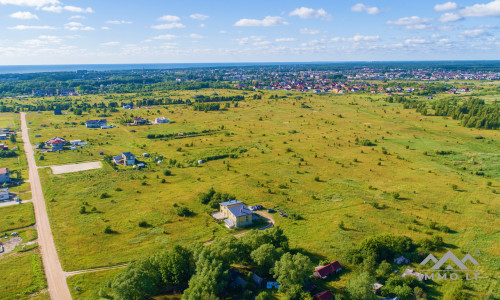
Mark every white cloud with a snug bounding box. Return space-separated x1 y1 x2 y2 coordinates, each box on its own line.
235 36 263 45
350 34 380 42
106 20 132 24
434 2 458 12
289 7 331 19
460 0 500 17
101 26 110 30
331 34 380 42
199 23 206 28
387 16 432 30
234 16 288 27
438 24 457 31
22 34 62 46
405 38 429 44
151 23 185 29
101 41 119 46
64 22 94 31
351 3 380 15
41 5 93 13
275 37 297 42
41 5 61 12
64 5 93 13
299 28 321 35
0 0 59 7
152 34 176 40
190 13 208 20
158 15 180 22
439 12 463 22
460 29 488 37
68 15 84 20
253 41 272 46
8 25 57 30
10 11 38 19
189 33 205 39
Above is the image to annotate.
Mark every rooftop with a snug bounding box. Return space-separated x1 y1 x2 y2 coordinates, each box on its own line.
227 204 253 218
219 199 243 206
0 168 9 174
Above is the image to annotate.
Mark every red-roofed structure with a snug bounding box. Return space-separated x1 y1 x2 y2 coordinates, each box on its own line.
313 290 334 300
313 261 342 279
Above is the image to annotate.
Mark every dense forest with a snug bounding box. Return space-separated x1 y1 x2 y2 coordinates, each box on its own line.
385 96 499 130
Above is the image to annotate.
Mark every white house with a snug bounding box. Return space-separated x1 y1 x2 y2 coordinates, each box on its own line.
155 117 170 124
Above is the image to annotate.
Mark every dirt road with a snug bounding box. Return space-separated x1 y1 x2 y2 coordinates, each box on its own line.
20 112 72 300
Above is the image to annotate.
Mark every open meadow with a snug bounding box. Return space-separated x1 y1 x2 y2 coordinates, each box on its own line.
22 88 500 298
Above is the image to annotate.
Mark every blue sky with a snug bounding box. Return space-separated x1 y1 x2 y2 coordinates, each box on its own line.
0 0 499 64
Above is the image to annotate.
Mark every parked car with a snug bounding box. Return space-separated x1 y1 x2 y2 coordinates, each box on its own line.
267 209 275 213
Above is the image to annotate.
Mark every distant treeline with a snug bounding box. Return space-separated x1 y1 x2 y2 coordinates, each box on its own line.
193 95 244 102
432 98 499 129
386 96 499 130
192 103 221 111
146 130 216 140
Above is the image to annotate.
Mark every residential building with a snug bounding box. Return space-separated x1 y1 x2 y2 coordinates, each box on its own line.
313 291 334 300
0 168 9 183
57 88 76 96
219 200 253 229
0 188 8 200
155 117 170 124
46 137 66 151
402 269 425 281
85 119 107 128
313 261 342 279
113 152 136 166
133 117 148 125
32 90 53 97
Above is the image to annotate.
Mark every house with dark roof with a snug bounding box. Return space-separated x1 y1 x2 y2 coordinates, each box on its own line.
86 119 107 128
133 117 148 125
313 261 342 279
313 290 334 300
219 200 253 229
113 152 136 166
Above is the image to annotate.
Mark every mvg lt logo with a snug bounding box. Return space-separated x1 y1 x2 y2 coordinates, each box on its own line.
420 250 480 281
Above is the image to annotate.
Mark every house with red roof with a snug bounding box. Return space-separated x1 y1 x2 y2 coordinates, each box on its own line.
45 137 66 151
313 261 342 279
313 290 334 300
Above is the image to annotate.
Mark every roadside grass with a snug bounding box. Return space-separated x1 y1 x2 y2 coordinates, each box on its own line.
0 253 47 300
67 268 122 300
27 89 500 298
0 202 35 232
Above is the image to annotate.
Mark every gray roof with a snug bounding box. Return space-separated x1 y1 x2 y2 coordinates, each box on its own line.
219 199 243 206
227 204 253 218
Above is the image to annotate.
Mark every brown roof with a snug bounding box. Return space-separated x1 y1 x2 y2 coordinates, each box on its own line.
314 261 341 278
314 290 333 300
0 168 8 174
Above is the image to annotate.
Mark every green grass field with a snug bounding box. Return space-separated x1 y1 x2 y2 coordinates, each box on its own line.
0 253 48 300
0 203 35 232
24 89 500 298
67 268 123 300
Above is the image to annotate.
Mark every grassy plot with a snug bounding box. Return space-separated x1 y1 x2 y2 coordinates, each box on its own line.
0 202 35 232
28 90 499 298
0 253 47 300
67 268 123 300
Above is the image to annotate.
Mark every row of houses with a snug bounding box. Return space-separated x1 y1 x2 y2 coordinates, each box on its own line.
0 128 15 140
131 117 170 126
32 88 78 97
